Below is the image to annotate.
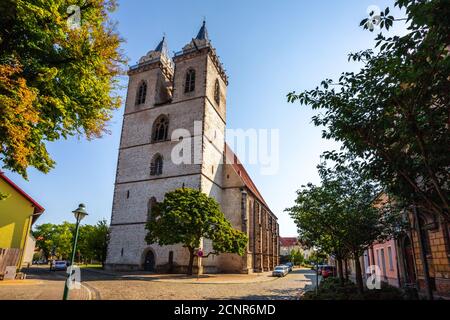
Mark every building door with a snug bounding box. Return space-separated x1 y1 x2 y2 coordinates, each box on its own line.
403 236 416 284
144 250 155 272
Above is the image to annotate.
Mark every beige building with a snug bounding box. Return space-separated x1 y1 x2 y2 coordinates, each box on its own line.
105 22 279 274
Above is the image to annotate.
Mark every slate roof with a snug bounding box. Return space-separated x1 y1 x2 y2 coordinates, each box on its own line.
224 143 270 210
195 20 209 41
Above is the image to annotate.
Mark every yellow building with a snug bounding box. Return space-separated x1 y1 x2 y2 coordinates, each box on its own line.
0 172 44 270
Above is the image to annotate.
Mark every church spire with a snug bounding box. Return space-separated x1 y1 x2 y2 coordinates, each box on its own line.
136 35 172 68
154 36 168 53
195 20 209 41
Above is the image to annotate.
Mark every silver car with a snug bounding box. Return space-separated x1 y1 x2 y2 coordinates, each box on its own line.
272 265 289 277
51 260 67 271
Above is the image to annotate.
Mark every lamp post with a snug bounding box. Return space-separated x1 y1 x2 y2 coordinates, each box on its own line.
63 203 88 300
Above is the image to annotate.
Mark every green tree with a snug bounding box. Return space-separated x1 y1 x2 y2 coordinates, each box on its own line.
287 164 402 293
33 223 56 259
285 180 349 283
308 250 327 266
87 219 110 266
287 0 450 221
78 224 96 263
33 220 109 264
0 0 126 178
145 188 248 275
33 222 74 259
289 249 304 266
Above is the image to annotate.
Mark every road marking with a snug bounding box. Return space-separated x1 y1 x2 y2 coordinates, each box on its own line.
80 282 92 300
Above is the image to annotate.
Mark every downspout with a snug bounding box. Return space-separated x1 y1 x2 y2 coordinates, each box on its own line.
394 238 402 288
240 188 248 272
253 201 256 271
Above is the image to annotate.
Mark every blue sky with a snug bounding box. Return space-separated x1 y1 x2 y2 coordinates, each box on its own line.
4 0 407 236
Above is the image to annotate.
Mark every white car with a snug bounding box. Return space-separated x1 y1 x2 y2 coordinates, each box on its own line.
272 265 289 277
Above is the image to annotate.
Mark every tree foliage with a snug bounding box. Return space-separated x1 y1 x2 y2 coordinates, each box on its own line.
287 0 450 220
286 163 403 292
145 188 248 275
33 219 109 264
0 0 126 178
289 249 304 266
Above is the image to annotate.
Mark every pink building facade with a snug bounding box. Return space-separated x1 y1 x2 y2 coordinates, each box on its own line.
366 239 401 287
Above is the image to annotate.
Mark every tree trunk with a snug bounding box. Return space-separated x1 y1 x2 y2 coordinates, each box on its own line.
337 258 344 285
354 254 364 294
187 247 195 276
344 259 349 280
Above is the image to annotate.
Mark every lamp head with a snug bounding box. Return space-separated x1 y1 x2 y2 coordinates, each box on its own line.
72 203 88 222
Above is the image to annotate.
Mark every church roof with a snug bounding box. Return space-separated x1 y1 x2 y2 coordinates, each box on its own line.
224 143 271 210
195 20 209 41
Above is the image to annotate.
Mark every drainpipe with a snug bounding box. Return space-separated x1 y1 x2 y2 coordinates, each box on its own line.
240 188 248 272
253 199 256 271
240 188 248 234
394 238 402 288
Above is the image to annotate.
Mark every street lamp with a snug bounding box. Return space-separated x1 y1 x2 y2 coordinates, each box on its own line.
62 203 88 300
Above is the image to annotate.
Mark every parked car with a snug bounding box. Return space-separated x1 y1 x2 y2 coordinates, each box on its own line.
284 262 293 272
316 265 325 275
321 265 337 279
272 265 289 277
51 260 68 271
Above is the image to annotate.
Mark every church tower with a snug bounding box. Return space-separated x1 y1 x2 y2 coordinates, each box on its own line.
105 22 229 272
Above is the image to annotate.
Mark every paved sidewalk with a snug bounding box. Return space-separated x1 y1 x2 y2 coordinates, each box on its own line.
85 268 278 284
1 267 316 300
0 268 92 300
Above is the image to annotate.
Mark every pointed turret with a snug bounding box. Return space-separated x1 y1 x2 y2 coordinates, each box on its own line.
195 20 209 41
173 20 228 87
137 35 172 66
180 20 212 53
154 36 169 57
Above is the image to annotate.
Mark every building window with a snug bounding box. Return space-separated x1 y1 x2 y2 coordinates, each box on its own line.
387 246 394 271
184 69 195 93
152 115 169 142
376 249 380 268
150 154 163 176
136 81 147 105
214 79 220 105
380 248 387 277
126 190 130 199
147 197 158 220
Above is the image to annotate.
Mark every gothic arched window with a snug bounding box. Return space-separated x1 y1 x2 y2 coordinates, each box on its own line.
184 69 196 93
214 79 220 105
136 81 147 105
150 154 163 176
147 197 158 221
152 115 169 142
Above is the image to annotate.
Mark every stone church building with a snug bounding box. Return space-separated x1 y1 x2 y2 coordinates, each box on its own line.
105 22 280 274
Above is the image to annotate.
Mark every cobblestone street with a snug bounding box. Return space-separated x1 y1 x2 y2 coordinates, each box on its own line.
0 267 316 300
